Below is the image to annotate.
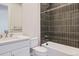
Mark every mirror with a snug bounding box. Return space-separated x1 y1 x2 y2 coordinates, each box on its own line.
0 3 23 34
0 4 8 33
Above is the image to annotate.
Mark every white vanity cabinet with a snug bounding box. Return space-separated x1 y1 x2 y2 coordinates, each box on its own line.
0 47 30 56
12 47 30 56
0 39 30 56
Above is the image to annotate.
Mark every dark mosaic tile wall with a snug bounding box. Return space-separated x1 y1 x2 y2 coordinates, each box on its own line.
41 3 79 48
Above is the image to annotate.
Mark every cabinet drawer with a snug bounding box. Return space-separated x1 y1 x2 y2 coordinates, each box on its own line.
0 40 30 54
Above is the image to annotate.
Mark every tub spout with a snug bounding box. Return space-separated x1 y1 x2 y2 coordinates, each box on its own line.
46 43 48 45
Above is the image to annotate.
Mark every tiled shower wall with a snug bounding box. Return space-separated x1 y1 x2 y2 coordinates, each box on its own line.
41 3 79 48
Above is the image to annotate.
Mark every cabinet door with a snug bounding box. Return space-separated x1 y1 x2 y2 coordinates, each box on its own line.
12 47 30 56
0 52 11 56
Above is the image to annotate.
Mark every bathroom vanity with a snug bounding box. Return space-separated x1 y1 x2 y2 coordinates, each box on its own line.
0 36 30 56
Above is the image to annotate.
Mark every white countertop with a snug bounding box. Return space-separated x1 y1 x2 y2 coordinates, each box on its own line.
0 35 30 46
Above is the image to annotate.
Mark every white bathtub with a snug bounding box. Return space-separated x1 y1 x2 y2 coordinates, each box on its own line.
42 41 79 56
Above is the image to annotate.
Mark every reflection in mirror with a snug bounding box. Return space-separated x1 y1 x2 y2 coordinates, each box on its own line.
0 4 8 33
9 4 22 33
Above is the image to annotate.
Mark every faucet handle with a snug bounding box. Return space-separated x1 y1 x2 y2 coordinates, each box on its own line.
4 30 8 34
44 35 49 40
4 30 8 37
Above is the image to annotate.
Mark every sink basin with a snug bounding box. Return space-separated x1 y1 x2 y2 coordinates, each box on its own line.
12 35 30 40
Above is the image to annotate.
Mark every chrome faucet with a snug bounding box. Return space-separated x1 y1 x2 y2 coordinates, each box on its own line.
4 30 8 37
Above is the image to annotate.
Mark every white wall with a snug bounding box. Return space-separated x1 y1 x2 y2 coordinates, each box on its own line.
22 3 40 42
8 3 40 44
